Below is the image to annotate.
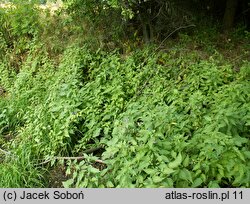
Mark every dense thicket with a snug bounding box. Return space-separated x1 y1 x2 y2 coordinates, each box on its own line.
63 0 250 43
0 0 249 187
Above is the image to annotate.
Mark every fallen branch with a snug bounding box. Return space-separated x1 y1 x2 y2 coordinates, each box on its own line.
36 146 105 166
56 156 105 164
37 156 105 166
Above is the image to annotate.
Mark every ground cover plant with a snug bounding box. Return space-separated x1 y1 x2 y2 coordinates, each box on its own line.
0 0 249 187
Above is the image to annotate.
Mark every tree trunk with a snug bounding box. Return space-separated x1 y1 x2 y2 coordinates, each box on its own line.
241 0 250 29
223 0 238 31
139 13 153 44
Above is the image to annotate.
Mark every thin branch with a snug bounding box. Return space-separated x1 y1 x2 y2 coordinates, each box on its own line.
0 145 104 166
156 24 196 50
36 159 52 166
242 8 250 14
36 146 105 166
0 147 11 155
55 156 105 164
152 4 164 21
135 71 156 97
134 25 195 97
228 52 250 64
83 146 103 154
36 156 105 166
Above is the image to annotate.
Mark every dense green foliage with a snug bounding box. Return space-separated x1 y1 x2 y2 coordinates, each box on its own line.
62 46 250 187
0 1 249 187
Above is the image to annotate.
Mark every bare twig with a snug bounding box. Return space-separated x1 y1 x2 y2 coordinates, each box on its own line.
228 52 250 64
152 4 164 21
36 146 105 166
156 24 196 50
83 146 103 154
0 148 11 155
242 8 250 14
55 156 105 164
37 156 105 166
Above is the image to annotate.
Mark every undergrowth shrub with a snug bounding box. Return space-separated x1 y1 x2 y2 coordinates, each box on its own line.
0 1 43 74
63 48 250 188
0 23 249 187
10 47 86 156
0 45 85 186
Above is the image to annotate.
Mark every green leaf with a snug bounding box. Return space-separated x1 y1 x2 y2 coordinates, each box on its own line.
163 167 175 175
192 178 203 187
152 176 164 183
193 162 200 171
144 169 155 175
232 147 245 162
166 178 174 187
168 153 182 169
233 165 245 185
93 128 101 137
106 181 114 187
88 167 100 174
183 155 189 167
65 167 71 175
179 168 193 182
243 151 250 159
218 168 224 177
62 179 74 188
208 181 220 188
